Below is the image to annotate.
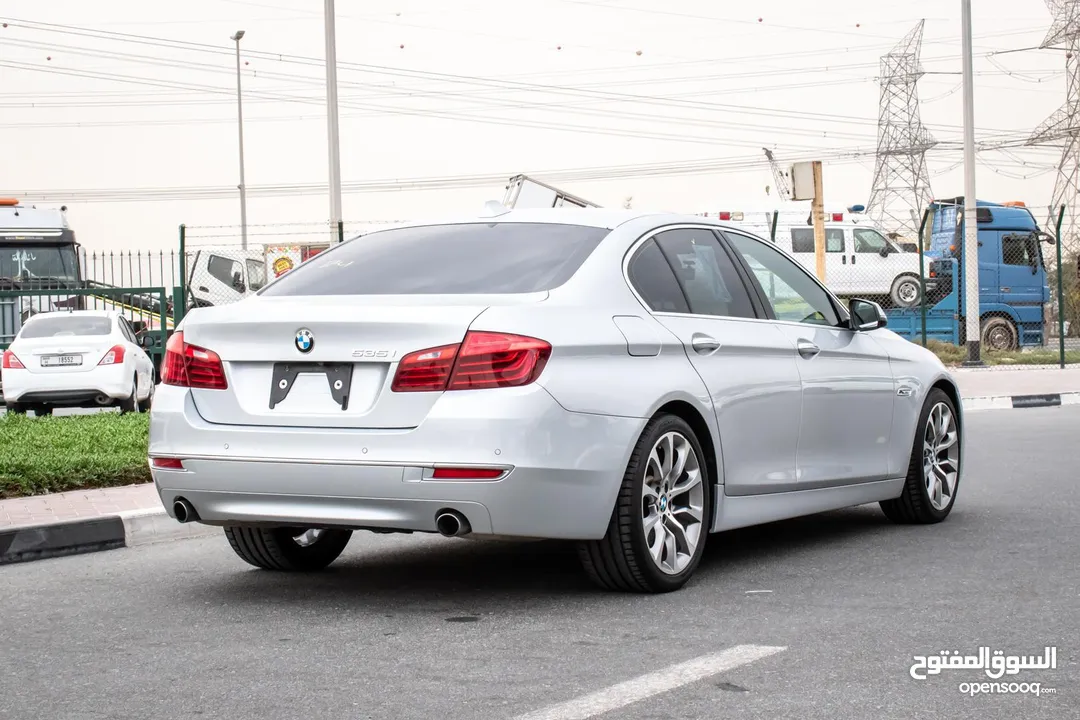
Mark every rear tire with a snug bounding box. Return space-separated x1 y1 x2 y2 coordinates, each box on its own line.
5 403 27 415
33 405 53 417
119 375 138 414
578 414 711 593
880 388 961 524
224 526 353 571
137 381 154 413
890 274 921 308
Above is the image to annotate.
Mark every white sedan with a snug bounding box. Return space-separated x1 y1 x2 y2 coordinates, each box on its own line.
2 310 157 415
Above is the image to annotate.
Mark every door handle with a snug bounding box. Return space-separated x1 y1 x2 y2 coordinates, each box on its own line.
198 286 209 292
851 255 856 264
691 334 721 354
796 339 820 358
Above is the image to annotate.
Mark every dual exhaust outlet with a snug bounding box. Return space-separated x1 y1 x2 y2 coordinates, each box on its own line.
172 498 471 538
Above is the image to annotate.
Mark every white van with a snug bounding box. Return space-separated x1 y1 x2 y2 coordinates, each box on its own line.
698 208 924 308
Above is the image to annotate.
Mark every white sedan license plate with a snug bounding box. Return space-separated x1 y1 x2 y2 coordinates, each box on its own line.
41 354 82 367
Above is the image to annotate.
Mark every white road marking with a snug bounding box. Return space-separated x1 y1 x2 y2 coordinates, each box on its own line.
512 644 786 720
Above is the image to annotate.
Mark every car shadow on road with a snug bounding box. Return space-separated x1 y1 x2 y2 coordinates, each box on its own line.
184 505 900 609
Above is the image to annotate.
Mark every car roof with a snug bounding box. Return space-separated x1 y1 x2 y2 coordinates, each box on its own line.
348 207 718 236
23 310 118 322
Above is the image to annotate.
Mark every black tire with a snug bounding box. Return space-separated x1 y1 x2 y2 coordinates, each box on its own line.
981 316 1017 352
5 402 27 415
137 381 154 413
224 526 353 571
578 414 712 593
119 375 138 414
889 274 921 308
880 388 961 524
33 405 53 417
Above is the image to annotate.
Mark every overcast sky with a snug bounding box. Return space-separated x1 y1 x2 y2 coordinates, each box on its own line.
0 0 1068 251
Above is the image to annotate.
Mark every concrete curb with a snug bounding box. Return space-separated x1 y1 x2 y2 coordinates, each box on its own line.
0 508 216 566
963 392 1080 412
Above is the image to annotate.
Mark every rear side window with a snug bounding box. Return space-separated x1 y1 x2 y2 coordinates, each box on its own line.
654 229 756 319
259 222 610 296
19 315 113 339
791 228 844 253
627 239 690 313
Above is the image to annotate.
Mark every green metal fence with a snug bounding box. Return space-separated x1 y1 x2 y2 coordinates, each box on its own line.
0 286 172 366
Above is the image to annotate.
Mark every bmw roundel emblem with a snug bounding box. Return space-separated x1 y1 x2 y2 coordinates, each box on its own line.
295 328 314 353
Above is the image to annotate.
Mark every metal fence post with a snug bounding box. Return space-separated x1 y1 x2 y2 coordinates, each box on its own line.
1056 204 1066 369
337 219 345 244
917 208 930 347
178 224 187 317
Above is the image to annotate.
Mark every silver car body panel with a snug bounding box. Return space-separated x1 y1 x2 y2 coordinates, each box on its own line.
149 208 962 540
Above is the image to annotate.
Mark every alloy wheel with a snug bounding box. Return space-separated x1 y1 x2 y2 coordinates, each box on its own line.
922 403 959 511
641 431 705 575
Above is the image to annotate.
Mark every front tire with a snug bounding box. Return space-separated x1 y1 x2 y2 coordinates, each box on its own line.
981 316 1017 352
224 526 352 571
578 414 711 593
880 388 961 524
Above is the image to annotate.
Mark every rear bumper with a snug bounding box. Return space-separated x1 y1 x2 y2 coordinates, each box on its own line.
1 365 131 405
148 384 646 540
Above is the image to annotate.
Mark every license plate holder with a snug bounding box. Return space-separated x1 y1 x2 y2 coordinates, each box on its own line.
269 362 353 411
41 354 82 367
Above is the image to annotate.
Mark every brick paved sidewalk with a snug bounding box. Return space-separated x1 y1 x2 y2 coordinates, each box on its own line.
0 484 160 530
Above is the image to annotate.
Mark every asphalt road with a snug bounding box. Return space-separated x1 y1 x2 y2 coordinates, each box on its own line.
2 407 1078 720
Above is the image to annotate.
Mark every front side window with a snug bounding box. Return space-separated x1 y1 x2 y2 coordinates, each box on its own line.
19 315 113 339
791 228 844 253
723 231 840 327
853 228 894 254
259 222 609 296
654 229 756 319
207 255 242 286
1002 233 1040 268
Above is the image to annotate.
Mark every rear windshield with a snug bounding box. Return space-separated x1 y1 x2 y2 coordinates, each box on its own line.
258 222 610 296
19 315 113 339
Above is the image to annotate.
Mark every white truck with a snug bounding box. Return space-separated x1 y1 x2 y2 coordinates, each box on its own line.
695 204 925 308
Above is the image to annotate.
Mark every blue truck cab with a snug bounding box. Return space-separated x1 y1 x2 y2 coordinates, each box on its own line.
884 197 1055 350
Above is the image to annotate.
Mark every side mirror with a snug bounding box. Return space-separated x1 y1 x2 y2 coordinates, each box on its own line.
231 271 246 293
138 333 157 349
879 247 890 258
849 298 888 331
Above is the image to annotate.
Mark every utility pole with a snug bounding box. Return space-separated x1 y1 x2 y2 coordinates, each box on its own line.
811 161 826 282
961 0 982 365
790 160 827 283
231 30 248 251
324 0 343 242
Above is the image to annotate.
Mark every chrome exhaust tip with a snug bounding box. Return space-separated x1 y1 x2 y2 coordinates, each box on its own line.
435 510 471 537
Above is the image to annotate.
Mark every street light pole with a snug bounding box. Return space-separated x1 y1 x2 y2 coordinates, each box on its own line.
960 0 982 365
231 30 249 251
324 0 343 242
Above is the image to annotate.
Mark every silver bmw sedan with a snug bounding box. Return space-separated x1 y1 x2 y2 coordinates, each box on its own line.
148 208 962 593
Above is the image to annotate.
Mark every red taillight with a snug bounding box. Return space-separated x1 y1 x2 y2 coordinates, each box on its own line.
390 343 459 392
717 211 732 220
431 467 504 480
391 331 551 393
151 457 185 470
98 344 126 366
831 212 844 222
161 331 228 390
2 350 25 369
